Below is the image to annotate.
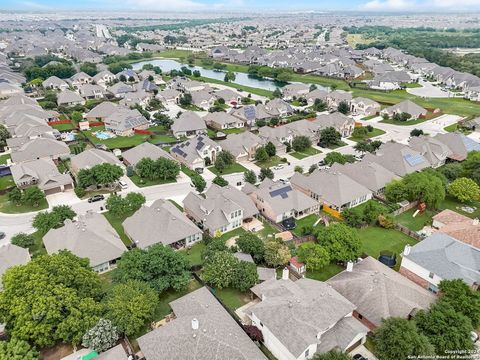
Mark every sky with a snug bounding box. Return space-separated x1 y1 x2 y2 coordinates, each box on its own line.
1 0 480 12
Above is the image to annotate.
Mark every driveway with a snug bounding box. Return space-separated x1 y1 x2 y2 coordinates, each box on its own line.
407 79 452 98
350 344 378 360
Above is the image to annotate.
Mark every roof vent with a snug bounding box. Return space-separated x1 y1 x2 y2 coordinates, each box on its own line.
191 318 199 330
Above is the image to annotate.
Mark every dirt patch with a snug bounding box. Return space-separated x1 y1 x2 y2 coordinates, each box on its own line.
40 343 74 360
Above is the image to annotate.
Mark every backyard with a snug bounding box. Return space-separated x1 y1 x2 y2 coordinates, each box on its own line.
213 287 252 311
396 208 435 231
290 147 321 160
83 126 151 149
0 153 11 165
103 211 133 246
438 196 480 219
305 263 344 281
180 241 206 267
292 213 322 237
154 279 203 320
0 175 14 191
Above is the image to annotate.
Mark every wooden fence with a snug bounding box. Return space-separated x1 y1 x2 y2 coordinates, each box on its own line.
395 223 423 241
391 201 419 216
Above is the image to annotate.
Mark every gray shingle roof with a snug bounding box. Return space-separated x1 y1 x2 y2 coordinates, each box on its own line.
0 244 30 280
122 142 175 168
70 148 123 172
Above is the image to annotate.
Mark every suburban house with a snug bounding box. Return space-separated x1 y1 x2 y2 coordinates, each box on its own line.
84 101 119 122
433 133 480 161
78 84 106 100
291 169 372 212
219 131 264 162
214 88 242 105
10 158 73 194
119 90 152 108
247 180 320 223
43 212 128 273
282 83 310 100
8 137 70 163
0 244 31 289
107 82 134 98
328 256 435 329
248 274 369 360
156 89 181 105
70 148 124 177
137 286 267 360
380 100 427 120
350 97 381 117
171 111 207 139
204 112 245 131
305 89 328 106
258 125 293 154
42 76 69 91
69 72 93 87
104 107 149 136
0 83 23 98
191 90 216 109
170 135 221 171
116 69 139 82
369 71 412 90
330 161 399 195
57 89 86 106
123 199 202 250
326 90 352 110
183 184 259 235
408 135 453 168
312 113 355 138
400 233 480 293
363 141 431 177
122 142 176 169
92 70 116 87
431 209 480 248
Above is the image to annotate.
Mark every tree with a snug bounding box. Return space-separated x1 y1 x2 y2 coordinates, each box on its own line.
236 233 265 262
264 238 291 267
202 251 238 289
105 280 158 336
191 173 206 193
213 175 228 187
309 164 318 173
416 301 474 355
82 319 119 353
403 171 445 208
319 127 341 147
461 151 480 184
448 177 480 202
254 147 269 162
32 205 76 234
342 207 364 228
439 162 462 182
0 124 9 147
79 62 98 76
105 194 129 217
202 236 228 260
324 152 355 166
0 251 102 347
351 126 368 138
114 244 190 293
315 224 361 262
292 136 312 152
0 338 39 360
313 98 327 112
232 261 259 291
297 243 330 270
224 71 236 82
374 318 434 360
7 187 22 205
193 70 201 77
244 170 257 184
276 71 292 82
438 279 480 328
265 142 276 157
125 192 146 211
91 163 123 187
153 111 173 129
410 128 424 137
10 233 35 248
363 200 385 224
312 350 352 360
259 167 274 181
179 93 192 106
272 88 282 98
354 141 373 154
22 186 45 206
385 179 408 203
77 168 96 189
337 100 349 115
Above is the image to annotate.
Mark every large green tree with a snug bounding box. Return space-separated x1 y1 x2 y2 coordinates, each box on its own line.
82 319 119 353
236 233 265 263
0 251 102 347
231 261 259 292
461 151 480 184
0 124 9 147
0 338 39 360
448 177 480 202
32 205 76 234
374 317 434 360
104 280 158 336
113 244 190 293
264 238 291 267
315 224 361 262
319 127 341 147
244 170 257 184
402 171 446 208
438 279 480 328
202 251 238 289
297 242 330 270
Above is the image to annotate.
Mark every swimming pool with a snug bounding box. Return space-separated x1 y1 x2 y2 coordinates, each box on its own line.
95 131 115 140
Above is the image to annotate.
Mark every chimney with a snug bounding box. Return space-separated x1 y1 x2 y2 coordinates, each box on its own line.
404 244 412 256
346 261 354 272
282 267 289 280
191 318 199 330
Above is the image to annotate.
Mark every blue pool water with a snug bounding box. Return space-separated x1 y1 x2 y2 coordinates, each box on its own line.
95 131 114 140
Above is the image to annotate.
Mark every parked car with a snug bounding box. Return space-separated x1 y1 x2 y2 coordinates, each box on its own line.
0 231 5 240
353 354 368 360
282 217 296 230
118 180 128 190
470 331 479 343
88 194 105 203
273 164 284 170
279 178 287 184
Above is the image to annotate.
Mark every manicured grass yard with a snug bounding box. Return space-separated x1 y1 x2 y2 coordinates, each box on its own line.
222 128 245 135
0 194 49 214
213 287 251 311
129 174 176 188
306 263 344 281
0 153 11 165
292 214 322 237
181 165 199 178
444 123 459 132
84 126 150 149
255 155 283 169
0 175 14 191
154 279 203 320
52 122 76 131
216 227 247 243
208 162 248 176
257 221 279 240
438 196 480 219
356 226 418 270
396 208 434 231
29 230 47 258
148 134 177 144
290 147 321 160
348 127 386 142
327 141 348 150
180 241 206 267
380 117 430 126
103 211 133 246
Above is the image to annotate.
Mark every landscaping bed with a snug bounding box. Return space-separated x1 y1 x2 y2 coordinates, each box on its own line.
129 174 176 188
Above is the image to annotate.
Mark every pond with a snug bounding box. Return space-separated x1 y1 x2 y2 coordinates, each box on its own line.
131 58 328 92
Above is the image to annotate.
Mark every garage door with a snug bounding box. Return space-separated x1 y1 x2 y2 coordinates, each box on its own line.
345 339 363 353
44 187 61 196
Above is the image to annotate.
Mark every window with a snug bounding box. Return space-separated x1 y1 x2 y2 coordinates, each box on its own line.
428 272 434 279
305 349 309 358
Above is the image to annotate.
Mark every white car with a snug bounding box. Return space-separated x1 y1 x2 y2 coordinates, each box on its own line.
273 164 285 170
118 180 128 190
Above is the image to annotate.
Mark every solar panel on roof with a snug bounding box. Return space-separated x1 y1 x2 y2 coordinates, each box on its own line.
462 136 480 152
196 139 205 150
244 106 256 121
404 153 426 167
269 186 292 199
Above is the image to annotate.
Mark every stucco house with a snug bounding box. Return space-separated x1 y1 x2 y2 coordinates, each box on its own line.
170 135 221 171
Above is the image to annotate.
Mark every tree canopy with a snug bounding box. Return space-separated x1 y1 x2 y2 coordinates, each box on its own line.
297 242 330 270
315 224 361 262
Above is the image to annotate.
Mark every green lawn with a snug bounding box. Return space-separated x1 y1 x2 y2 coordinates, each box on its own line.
380 117 430 126
29 230 47 258
168 199 183 211
0 194 49 214
83 126 150 149
222 128 246 135
154 279 203 320
292 214 322 237
216 227 247 243
401 82 422 88
444 123 459 132
255 155 283 169
356 226 418 271
180 241 206 267
0 175 15 191
362 114 379 121
290 147 321 160
306 263 344 281
52 122 76 131
396 208 434 231
129 174 176 188
208 162 248 176
438 196 480 219
348 127 386 142
213 287 251 311
257 221 279 241
0 153 11 165
103 211 133 246
181 165 199 178
327 141 348 150
148 134 177 144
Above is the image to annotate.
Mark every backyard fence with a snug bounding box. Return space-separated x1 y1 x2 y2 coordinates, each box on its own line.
394 223 423 241
391 201 419 216
48 119 72 125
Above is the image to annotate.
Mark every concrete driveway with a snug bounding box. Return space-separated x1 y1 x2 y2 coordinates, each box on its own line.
350 344 378 360
407 79 452 98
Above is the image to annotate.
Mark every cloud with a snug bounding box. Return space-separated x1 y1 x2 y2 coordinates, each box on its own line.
360 0 480 10
123 0 207 11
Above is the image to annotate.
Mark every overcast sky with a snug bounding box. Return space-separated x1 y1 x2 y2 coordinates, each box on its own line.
2 0 480 12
